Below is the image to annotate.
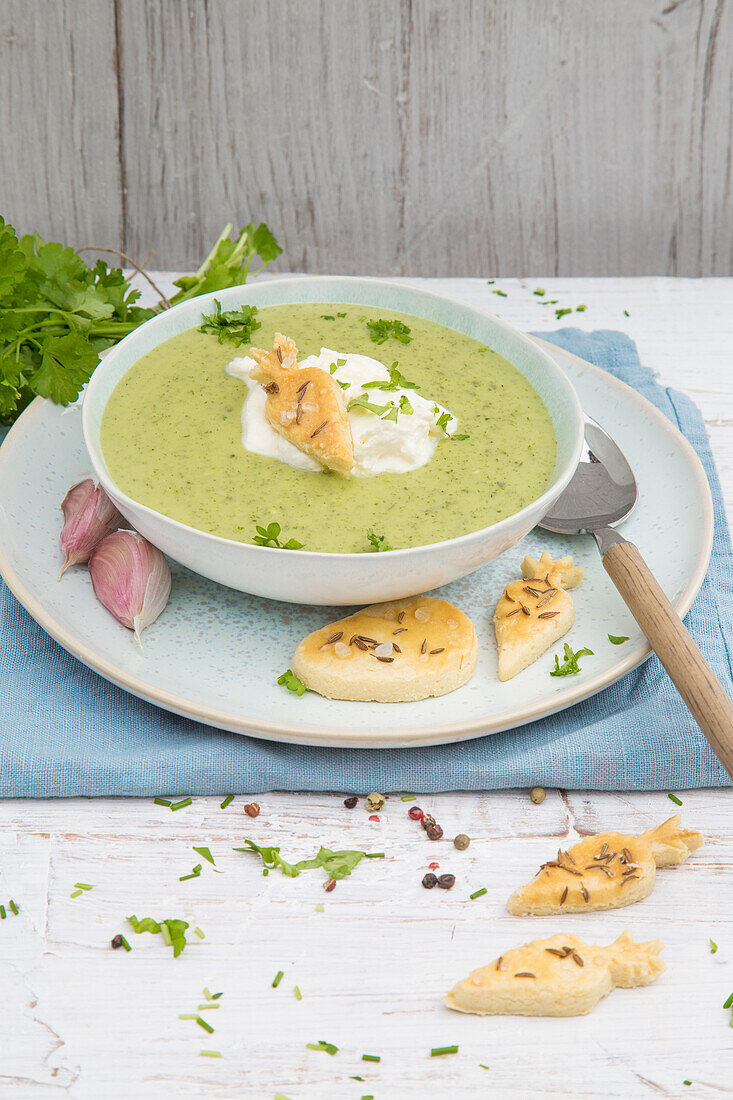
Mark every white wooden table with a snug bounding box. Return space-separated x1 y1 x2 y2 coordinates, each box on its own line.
3 278 733 1099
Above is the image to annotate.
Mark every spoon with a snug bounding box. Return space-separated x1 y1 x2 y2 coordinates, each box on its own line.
540 415 733 780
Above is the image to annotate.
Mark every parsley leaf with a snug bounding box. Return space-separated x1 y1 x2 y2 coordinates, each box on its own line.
710 939 719 954
253 521 304 549
367 529 392 552
608 634 629 645
550 643 594 677
366 318 412 345
127 915 189 957
277 669 309 696
362 361 419 392
347 393 395 417
0 217 280 426
235 839 384 880
199 300 260 345
434 410 454 434
399 394 413 414
555 307 572 319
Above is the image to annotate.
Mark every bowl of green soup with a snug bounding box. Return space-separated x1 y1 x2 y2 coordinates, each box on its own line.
82 277 584 604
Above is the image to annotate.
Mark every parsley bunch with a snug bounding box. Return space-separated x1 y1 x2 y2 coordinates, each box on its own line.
0 216 281 426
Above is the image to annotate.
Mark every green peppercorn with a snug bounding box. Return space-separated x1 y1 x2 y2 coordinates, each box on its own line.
454 833 470 851
530 787 546 804
366 792 385 812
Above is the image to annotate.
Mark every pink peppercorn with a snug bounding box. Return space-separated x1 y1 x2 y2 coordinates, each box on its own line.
369 814 380 822
408 807 424 821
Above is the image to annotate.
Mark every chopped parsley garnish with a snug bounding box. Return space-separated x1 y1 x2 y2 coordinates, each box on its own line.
363 362 419 391
492 289 507 297
555 307 572 320
347 393 394 417
253 521 304 550
366 318 412 345
451 433 469 440
710 939 718 954
277 669 309 696
336 379 350 389
434 409 454 434
608 634 630 645
668 792 683 806
550 643 593 677
321 312 347 320
367 529 392 552
576 304 587 312
399 394 413 414
306 1039 339 1055
381 405 398 422
127 915 189 957
199 300 260 345
533 288 545 296
234 838 384 880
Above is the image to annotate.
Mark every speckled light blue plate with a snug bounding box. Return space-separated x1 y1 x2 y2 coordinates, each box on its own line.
0 340 712 748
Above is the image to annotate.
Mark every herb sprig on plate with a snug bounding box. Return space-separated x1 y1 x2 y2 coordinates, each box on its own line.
234 838 384 880
550 643 594 677
366 529 392 552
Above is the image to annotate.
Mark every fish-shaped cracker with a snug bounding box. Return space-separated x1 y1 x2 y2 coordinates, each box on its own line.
291 595 478 702
494 550 583 680
507 816 704 916
250 333 354 473
445 931 664 1017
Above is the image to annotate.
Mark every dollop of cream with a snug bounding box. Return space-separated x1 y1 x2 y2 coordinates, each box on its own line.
225 347 455 476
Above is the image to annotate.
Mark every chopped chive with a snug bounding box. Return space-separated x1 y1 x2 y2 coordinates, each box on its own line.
710 939 719 954
203 987 212 1000
8 900 18 915
668 792 683 806
576 304 587 312
198 1003 220 1010
623 309 630 316
0 906 5 919
294 986 302 1000
154 797 172 806
196 1016 215 1034
362 1053 380 1062
362 1096 374 1099
723 992 733 1009
492 289 507 297
211 992 223 1000
350 1078 365 1083
479 1063 490 1070
533 287 545 295
272 971 284 988
193 846 216 865
364 852 385 858
401 794 417 801
431 1045 458 1056
179 1013 198 1020
306 1040 338 1055
171 797 193 811
683 1082 692 1087
469 887 488 900
70 890 82 898
118 934 131 952
74 883 93 891
555 307 572 319
160 923 172 946
200 1050 221 1058
179 872 200 881
315 904 324 912
194 927 205 939
220 794 234 809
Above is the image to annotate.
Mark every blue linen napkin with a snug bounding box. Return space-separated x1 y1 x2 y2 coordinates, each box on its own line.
1 329 731 797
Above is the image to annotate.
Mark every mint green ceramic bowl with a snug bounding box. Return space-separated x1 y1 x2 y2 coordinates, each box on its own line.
82 276 584 604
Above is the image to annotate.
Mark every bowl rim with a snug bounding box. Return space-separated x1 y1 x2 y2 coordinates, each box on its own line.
82 274 585 560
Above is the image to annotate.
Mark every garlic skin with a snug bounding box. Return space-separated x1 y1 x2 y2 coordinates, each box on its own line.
88 530 171 642
60 479 122 576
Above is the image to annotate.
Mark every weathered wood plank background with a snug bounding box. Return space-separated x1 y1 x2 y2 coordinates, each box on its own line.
1 0 732 275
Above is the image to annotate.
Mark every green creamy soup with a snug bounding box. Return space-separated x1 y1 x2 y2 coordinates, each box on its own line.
101 304 556 553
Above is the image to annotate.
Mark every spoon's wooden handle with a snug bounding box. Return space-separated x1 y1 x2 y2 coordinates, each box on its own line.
603 541 733 780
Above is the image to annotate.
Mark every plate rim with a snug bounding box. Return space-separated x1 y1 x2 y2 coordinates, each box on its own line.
0 339 714 748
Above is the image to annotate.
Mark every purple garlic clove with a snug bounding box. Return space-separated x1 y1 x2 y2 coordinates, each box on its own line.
60 479 123 576
89 530 171 642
